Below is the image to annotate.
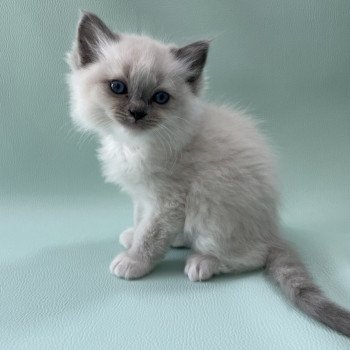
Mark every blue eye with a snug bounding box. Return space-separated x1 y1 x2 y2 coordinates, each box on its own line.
110 80 127 94
153 91 170 105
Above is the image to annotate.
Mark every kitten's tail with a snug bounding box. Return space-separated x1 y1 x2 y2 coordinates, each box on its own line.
265 242 350 337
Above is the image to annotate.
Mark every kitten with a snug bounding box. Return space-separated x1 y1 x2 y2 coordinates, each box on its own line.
67 12 350 337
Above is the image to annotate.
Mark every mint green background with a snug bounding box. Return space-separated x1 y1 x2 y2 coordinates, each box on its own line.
1 1 350 349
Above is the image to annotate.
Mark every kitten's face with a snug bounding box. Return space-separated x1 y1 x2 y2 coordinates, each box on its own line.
67 12 209 142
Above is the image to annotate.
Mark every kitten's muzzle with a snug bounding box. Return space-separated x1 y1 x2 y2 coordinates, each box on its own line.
129 109 147 121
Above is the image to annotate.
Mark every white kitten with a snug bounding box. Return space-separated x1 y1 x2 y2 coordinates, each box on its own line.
67 12 350 337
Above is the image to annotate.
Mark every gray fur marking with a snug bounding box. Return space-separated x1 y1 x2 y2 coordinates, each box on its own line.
171 41 209 93
77 11 118 67
266 243 350 337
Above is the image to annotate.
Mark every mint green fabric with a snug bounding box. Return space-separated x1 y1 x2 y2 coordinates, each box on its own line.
1 1 350 349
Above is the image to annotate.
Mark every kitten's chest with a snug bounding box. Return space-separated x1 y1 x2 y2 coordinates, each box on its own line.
98 141 157 194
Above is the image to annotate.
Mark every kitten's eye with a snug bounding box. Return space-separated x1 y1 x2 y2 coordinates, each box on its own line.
152 91 170 105
110 80 127 94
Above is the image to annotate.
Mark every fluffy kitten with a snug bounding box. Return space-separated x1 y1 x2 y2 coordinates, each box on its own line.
67 12 350 337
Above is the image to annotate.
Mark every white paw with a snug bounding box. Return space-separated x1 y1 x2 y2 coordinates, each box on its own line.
119 227 134 248
109 252 152 279
184 254 219 282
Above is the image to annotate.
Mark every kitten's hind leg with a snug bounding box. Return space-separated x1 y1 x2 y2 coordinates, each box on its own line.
184 253 220 281
171 232 191 248
185 233 268 281
184 250 267 281
119 201 143 248
119 227 134 248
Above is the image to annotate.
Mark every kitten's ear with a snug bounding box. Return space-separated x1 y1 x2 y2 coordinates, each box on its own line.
171 40 210 93
69 11 118 68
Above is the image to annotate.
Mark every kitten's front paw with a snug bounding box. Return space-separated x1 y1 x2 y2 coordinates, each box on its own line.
119 227 134 248
109 252 153 279
184 254 220 282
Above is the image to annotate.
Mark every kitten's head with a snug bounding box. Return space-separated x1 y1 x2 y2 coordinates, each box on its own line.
67 12 209 144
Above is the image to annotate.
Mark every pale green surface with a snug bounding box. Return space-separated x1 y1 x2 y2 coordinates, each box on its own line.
1 1 350 349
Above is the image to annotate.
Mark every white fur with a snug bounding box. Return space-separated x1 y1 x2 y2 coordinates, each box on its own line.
68 22 281 281
65 15 350 339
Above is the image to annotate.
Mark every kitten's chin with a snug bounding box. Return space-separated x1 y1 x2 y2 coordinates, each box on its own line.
109 122 151 145
121 121 146 132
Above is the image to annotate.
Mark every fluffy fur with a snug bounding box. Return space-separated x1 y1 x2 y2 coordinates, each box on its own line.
67 12 350 337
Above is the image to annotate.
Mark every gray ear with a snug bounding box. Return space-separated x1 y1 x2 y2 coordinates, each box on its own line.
171 40 209 92
75 12 118 67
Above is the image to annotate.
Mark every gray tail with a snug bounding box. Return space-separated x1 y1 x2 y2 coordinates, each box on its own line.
265 242 350 337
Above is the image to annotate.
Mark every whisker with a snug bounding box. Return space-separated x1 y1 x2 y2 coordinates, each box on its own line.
158 124 174 164
153 128 169 163
158 123 182 172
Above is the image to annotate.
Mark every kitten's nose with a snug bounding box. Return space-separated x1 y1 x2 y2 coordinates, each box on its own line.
129 109 147 120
